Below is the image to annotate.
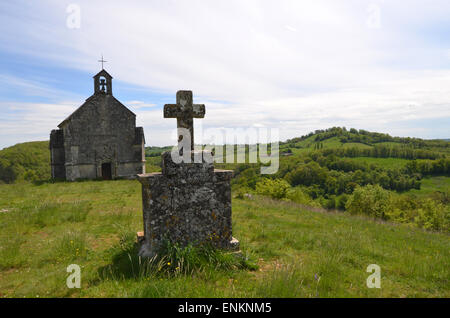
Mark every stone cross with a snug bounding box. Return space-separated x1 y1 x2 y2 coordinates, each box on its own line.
164 90 205 152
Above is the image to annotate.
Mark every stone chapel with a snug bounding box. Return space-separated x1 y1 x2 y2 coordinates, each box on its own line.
49 68 145 181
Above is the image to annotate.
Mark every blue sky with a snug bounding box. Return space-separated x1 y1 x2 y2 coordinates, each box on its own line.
0 0 449 149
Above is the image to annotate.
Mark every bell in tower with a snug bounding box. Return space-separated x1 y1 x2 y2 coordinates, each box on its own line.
93 69 113 95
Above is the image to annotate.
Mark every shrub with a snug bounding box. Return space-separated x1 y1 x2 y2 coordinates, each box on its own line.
286 187 320 207
234 186 253 199
414 199 449 232
232 166 260 189
385 208 413 224
255 178 290 199
335 194 349 210
324 195 337 209
345 184 392 219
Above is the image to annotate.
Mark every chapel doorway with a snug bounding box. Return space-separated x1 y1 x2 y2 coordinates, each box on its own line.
101 162 112 180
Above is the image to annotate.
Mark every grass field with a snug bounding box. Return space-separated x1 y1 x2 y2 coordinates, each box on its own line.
0 180 448 298
406 176 450 196
347 157 411 169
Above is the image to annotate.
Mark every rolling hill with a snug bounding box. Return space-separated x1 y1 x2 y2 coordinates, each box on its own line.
0 127 449 297
0 141 50 183
1 128 449 234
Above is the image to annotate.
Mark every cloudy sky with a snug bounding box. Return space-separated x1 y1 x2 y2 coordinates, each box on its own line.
0 0 449 149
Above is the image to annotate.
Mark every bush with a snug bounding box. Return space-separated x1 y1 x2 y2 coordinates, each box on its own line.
234 186 254 199
255 178 290 199
414 199 449 232
285 187 320 207
324 195 337 209
345 184 392 219
385 208 413 224
232 166 260 189
0 160 17 183
335 194 349 210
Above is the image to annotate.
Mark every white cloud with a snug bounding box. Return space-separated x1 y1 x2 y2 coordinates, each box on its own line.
0 0 449 147
284 25 297 32
0 101 78 149
126 101 157 109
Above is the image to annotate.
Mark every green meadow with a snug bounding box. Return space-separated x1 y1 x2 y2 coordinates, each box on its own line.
0 127 449 298
406 176 450 196
0 180 448 298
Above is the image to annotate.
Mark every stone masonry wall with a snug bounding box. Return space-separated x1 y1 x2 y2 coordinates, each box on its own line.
57 94 145 180
49 129 66 179
138 151 239 257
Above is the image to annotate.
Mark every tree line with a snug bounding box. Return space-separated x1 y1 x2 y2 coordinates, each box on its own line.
319 145 445 160
283 127 450 150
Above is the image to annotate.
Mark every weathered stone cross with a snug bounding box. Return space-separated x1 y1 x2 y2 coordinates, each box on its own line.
164 90 205 152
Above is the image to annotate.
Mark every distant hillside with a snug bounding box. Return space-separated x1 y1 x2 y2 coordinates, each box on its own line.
0 141 50 183
281 127 450 153
1 129 449 232
1 127 449 184
145 146 172 157
0 142 172 183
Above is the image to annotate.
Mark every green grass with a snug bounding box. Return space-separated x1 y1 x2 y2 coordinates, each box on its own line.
0 180 448 298
406 176 450 196
340 142 372 149
283 135 373 151
347 157 411 169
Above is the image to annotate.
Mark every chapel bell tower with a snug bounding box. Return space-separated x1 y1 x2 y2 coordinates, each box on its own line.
93 69 113 95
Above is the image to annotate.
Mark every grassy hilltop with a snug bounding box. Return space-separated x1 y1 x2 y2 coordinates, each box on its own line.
0 127 449 297
0 180 448 297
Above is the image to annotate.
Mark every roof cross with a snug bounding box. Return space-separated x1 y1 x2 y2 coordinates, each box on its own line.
98 54 107 69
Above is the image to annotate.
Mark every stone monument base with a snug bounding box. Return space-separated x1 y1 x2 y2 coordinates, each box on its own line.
137 151 239 258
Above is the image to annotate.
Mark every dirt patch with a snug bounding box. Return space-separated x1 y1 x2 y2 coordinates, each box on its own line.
90 235 119 251
35 231 49 238
255 258 285 273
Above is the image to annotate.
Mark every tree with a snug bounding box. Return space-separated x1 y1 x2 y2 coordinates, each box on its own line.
255 178 290 199
285 162 328 187
345 184 392 219
0 159 17 183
